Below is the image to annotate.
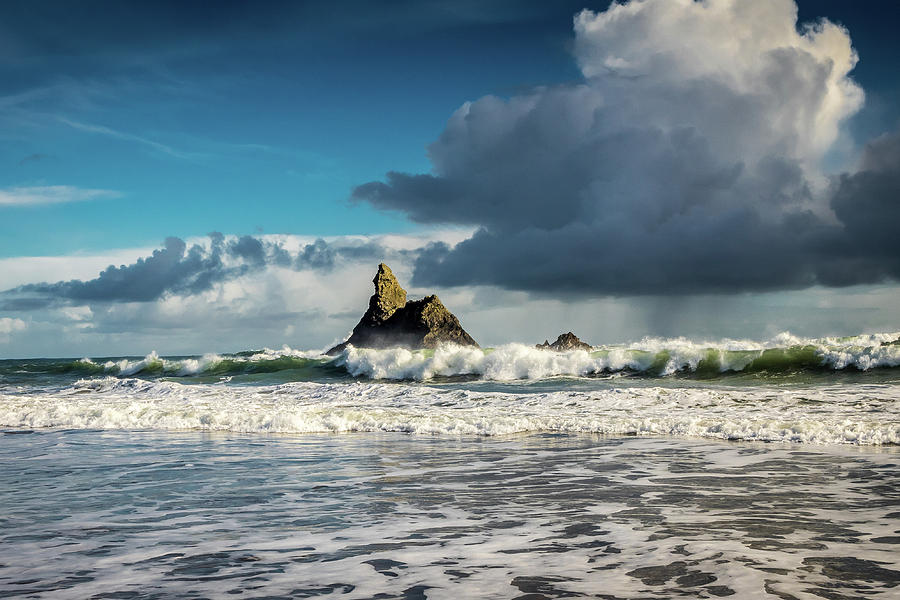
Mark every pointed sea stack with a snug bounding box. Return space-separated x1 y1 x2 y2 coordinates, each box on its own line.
327 263 478 354
536 332 593 352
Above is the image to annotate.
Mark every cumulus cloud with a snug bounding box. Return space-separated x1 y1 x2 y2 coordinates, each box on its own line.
353 0 897 295
2 230 898 357
0 231 476 356
228 235 267 266
5 236 233 308
0 317 26 343
0 234 394 309
0 185 120 206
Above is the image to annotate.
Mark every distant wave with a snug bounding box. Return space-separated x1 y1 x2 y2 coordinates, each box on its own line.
61 348 342 378
7 331 899 382
1 377 898 445
338 332 900 380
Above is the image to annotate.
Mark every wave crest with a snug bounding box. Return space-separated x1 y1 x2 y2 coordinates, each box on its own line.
2 378 897 445
27 331 900 382
337 332 900 381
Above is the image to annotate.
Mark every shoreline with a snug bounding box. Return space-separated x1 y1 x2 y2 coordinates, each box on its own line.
2 430 898 599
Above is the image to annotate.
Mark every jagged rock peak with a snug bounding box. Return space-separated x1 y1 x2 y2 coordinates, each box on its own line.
326 264 478 354
366 263 407 324
536 332 593 352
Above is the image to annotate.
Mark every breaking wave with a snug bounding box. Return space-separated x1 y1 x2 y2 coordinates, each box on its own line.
338 332 900 380
4 332 899 383
53 347 341 378
1 377 898 445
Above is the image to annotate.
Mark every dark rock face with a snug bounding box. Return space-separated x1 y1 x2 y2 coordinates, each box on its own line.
327 263 478 354
536 332 593 352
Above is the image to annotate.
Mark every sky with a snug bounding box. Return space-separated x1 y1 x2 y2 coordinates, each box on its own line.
1 0 899 358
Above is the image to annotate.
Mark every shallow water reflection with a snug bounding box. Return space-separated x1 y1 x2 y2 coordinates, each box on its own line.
1 431 898 599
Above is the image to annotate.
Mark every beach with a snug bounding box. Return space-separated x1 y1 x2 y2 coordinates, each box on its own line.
2 430 898 599
1 334 899 597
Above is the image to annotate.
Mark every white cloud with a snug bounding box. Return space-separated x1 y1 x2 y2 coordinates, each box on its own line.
354 0 887 296
0 317 26 343
572 0 862 166
0 185 120 207
2 230 899 358
0 247 155 289
0 232 472 355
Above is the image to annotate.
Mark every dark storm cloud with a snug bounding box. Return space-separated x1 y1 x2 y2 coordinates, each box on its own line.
0 235 389 309
825 131 900 283
6 235 238 308
293 238 390 271
296 239 336 271
364 121 900 295
353 0 898 296
228 235 266 266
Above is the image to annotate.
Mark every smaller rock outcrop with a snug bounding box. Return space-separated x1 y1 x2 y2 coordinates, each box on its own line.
536 332 593 352
327 263 478 354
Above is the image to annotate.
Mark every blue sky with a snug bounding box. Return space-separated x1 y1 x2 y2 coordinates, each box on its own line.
1 0 899 356
1 1 588 254
4 0 897 256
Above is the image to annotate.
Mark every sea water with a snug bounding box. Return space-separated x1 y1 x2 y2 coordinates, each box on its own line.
1 332 899 598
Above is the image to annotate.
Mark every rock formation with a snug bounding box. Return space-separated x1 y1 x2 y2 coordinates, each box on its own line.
536 332 593 352
327 263 478 354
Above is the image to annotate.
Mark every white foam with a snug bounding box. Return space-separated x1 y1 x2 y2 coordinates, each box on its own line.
2 377 898 445
339 344 608 380
819 344 900 370
69 332 900 380
336 332 900 380
244 345 326 360
101 350 166 375
175 353 224 375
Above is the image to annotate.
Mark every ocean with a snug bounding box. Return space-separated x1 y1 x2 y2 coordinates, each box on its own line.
1 332 899 598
